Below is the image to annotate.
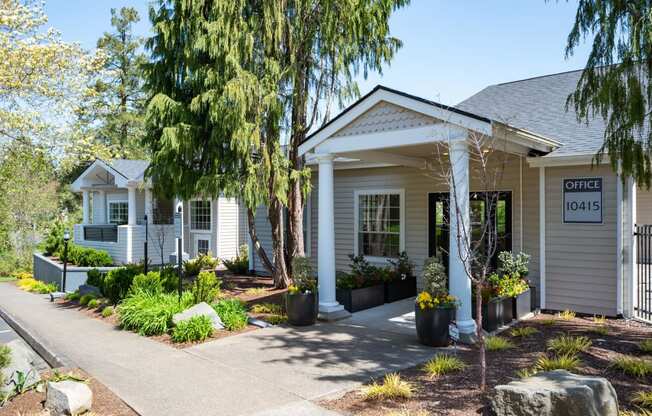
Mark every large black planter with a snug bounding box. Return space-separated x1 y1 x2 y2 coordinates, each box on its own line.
502 296 515 323
415 305 456 347
529 285 538 311
513 289 532 320
473 297 510 332
286 292 318 326
384 275 417 303
336 284 384 313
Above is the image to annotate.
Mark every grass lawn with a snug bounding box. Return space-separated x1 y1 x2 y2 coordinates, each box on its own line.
0 276 16 282
321 313 652 416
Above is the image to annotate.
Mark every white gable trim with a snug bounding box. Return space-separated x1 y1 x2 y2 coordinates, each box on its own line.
71 159 143 192
299 87 492 156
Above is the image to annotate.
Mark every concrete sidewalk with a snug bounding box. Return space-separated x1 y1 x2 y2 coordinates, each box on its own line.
0 283 436 416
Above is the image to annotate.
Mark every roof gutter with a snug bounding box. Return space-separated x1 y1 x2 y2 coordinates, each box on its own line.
527 153 602 167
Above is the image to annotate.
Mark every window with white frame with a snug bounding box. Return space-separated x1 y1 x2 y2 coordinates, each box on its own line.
190 200 211 231
197 239 210 255
108 201 128 225
356 191 403 258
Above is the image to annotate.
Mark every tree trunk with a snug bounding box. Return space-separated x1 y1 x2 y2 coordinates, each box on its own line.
268 199 290 288
247 208 274 274
475 281 486 392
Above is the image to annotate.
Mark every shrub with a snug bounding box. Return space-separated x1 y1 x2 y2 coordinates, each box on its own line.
612 355 652 378
212 299 248 331
131 272 164 295
265 314 287 325
42 219 65 256
87 298 100 309
535 354 581 372
289 256 316 294
593 315 607 325
250 303 284 315
510 327 539 338
103 264 144 304
632 390 652 410
197 252 219 270
541 318 556 326
244 287 267 297
191 271 221 304
363 373 413 400
160 265 180 293
0 344 10 400
17 278 57 294
63 244 113 267
117 291 194 336
422 354 467 378
171 315 213 343
489 273 529 297
485 336 514 351
387 251 414 279
557 310 576 320
86 268 103 289
422 257 447 297
639 340 652 355
12 271 32 280
591 325 609 336
223 244 249 275
65 291 80 301
79 294 95 306
547 335 592 356
497 251 530 278
183 258 202 277
101 306 114 317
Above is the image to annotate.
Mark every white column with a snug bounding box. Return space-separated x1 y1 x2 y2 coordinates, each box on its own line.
98 190 106 224
317 154 348 320
448 140 476 342
625 177 637 318
144 188 153 224
127 186 137 226
82 190 90 224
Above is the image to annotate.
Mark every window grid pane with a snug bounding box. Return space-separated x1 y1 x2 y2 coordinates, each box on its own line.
197 239 210 255
191 201 211 230
109 202 128 225
358 193 400 257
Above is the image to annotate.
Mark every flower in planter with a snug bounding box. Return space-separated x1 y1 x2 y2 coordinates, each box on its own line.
416 256 458 310
289 257 316 294
416 291 458 310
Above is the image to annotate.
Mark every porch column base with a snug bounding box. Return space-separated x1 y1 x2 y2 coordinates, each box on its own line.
318 303 350 321
456 319 477 344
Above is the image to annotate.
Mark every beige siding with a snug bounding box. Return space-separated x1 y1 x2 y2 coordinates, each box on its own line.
217 197 239 259
544 166 618 316
332 101 438 137
522 164 541 304
637 188 652 224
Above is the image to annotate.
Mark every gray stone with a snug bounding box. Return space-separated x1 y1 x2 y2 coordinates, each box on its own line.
491 370 618 416
0 339 41 397
173 302 224 330
78 284 101 297
248 318 272 328
45 380 93 415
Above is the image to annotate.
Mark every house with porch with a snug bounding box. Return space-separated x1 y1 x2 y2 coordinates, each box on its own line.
70 159 246 265
248 70 651 340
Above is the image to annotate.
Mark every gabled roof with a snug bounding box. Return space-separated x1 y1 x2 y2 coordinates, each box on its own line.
456 69 604 156
108 159 149 181
70 159 150 192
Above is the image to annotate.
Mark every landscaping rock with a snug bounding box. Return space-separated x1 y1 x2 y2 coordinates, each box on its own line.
0 339 41 398
248 317 272 328
491 370 618 416
45 380 93 415
78 284 101 297
173 302 224 330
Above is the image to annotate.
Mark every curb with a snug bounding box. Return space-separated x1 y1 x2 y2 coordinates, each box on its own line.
0 303 73 369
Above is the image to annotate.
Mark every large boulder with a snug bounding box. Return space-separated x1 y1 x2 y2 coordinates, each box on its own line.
0 339 41 398
491 370 618 416
45 380 93 415
172 302 224 330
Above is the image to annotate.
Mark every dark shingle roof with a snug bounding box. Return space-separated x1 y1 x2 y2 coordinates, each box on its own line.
107 159 149 181
456 69 606 156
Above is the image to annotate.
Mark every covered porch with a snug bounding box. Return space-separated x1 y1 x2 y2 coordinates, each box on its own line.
299 86 559 341
70 159 176 265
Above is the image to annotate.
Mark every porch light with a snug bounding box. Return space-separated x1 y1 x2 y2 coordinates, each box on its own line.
63 230 70 242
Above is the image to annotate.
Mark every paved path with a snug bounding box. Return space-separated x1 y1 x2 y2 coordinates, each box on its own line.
0 283 437 416
0 314 49 372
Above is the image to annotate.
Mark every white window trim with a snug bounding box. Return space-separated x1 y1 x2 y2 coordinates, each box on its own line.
189 198 212 233
193 234 212 256
107 200 129 225
353 188 405 262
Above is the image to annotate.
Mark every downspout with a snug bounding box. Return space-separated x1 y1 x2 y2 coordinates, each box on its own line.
616 167 623 315
539 167 546 310
519 156 523 251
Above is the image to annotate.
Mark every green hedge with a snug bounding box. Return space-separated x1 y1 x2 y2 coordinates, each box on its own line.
103 264 144 304
56 244 113 267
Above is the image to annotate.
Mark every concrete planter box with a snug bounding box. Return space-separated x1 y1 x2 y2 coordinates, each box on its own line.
336 284 384 313
384 275 417 303
32 253 119 293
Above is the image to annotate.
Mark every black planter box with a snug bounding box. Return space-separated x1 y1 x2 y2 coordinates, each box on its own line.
384 275 417 303
528 285 538 311
513 289 531 320
286 292 318 326
415 305 456 347
473 297 511 332
502 296 515 324
336 284 385 313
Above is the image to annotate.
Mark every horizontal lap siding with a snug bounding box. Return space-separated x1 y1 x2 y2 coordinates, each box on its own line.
217 197 239 260
545 166 617 316
522 165 541 304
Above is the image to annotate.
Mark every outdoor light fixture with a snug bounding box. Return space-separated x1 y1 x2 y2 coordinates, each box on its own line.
144 214 148 274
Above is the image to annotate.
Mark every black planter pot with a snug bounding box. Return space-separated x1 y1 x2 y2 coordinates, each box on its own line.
502 296 515 324
286 292 318 326
513 289 532 320
384 275 417 303
415 305 456 347
472 297 508 332
336 284 384 313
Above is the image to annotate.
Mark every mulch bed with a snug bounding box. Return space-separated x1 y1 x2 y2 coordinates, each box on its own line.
0 368 137 416
321 313 652 415
218 273 287 306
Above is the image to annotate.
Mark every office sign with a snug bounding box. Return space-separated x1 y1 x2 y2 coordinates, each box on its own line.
563 177 603 224
174 212 182 238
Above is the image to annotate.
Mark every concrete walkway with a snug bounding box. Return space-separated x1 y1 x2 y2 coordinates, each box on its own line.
0 283 437 416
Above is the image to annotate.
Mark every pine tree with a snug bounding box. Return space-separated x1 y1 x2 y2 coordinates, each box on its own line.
566 0 652 187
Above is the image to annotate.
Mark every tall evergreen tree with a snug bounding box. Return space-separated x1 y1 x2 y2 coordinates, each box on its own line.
566 0 652 187
78 7 147 159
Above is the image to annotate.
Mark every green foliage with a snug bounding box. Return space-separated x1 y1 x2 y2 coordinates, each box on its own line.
117 290 193 336
632 390 652 410
197 252 219 270
87 298 100 309
265 314 287 325
535 354 581 372
250 303 284 315
485 336 514 351
85 268 103 289
289 256 316 294
487 273 529 298
131 271 164 295
183 258 202 277
336 254 389 290
191 271 221 304
509 327 539 338
497 251 530 278
362 373 413 401
61 244 113 267
223 245 249 275
103 263 144 304
160 265 180 293
212 299 248 331
422 354 467 378
387 251 414 279
547 335 592 356
17 278 57 293
612 355 652 378
101 306 114 317
591 325 609 336
43 219 65 256
640 340 652 355
0 344 11 369
422 256 448 297
171 315 213 343
79 294 95 306
65 291 80 301
558 310 576 320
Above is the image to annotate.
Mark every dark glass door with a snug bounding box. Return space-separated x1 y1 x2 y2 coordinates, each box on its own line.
428 192 512 271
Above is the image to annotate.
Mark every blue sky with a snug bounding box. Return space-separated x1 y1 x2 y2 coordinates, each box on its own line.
45 0 590 106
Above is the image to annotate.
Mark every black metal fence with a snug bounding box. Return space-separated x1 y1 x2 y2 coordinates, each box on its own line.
83 225 118 242
635 224 652 321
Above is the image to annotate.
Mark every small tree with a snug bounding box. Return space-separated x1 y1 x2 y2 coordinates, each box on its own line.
429 131 508 392
150 223 169 266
